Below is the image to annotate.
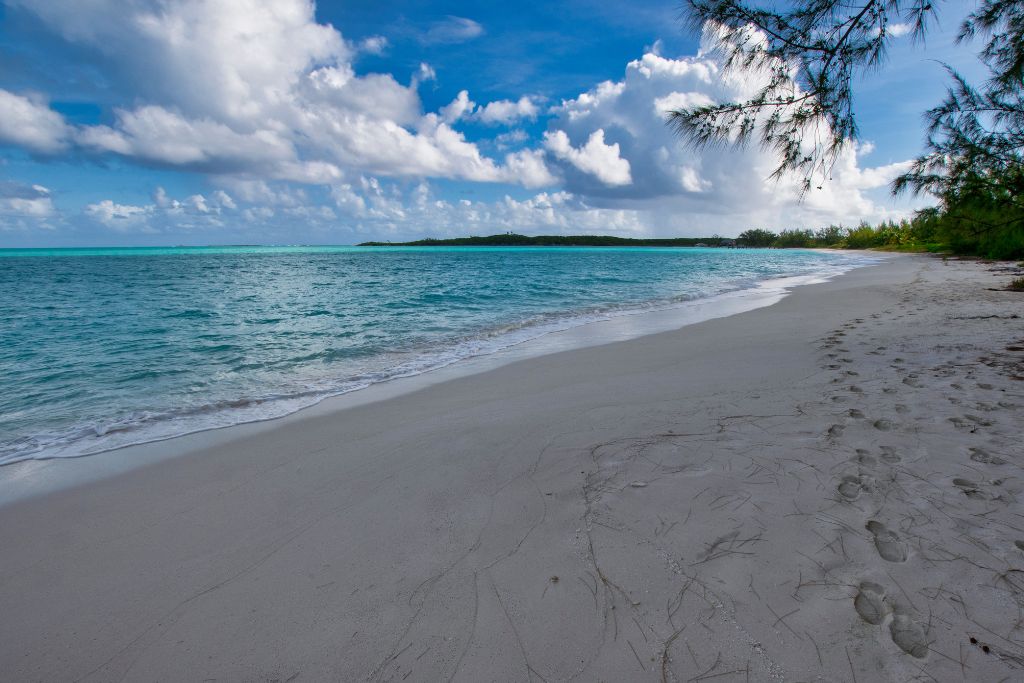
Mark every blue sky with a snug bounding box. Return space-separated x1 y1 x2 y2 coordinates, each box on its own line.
0 0 983 246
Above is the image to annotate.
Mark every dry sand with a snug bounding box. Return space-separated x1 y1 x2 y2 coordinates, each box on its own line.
1 254 1023 682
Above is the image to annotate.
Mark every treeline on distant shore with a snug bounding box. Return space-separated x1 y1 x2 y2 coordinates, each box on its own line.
358 234 736 247
741 201 1024 259
361 201 1023 258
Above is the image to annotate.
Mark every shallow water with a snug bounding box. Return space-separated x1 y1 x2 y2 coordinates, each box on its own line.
0 245 873 463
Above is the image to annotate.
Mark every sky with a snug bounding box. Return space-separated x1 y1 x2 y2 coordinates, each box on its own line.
0 0 986 247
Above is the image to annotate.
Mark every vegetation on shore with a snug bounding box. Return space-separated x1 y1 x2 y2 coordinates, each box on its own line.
671 0 1024 261
359 213 1022 256
741 209 1024 259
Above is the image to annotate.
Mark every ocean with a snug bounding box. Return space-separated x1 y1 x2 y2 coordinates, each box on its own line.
0 245 874 464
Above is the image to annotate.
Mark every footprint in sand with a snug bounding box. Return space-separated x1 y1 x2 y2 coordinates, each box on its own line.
878 446 901 464
953 478 988 499
949 415 990 432
1014 541 1024 552
873 419 894 431
894 404 909 414
839 475 864 501
890 611 928 658
854 450 877 467
853 581 888 625
866 521 908 562
827 424 845 439
902 377 922 388
970 447 1006 465
848 409 865 419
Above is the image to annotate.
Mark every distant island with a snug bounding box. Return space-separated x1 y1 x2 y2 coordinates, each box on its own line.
358 233 736 247
358 223 961 253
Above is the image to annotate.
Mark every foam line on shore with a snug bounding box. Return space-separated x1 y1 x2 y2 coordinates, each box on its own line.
0 254 879 469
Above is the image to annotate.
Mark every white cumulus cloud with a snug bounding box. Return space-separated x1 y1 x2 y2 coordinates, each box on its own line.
85 187 245 233
84 200 154 231
0 182 57 222
0 6 927 240
358 35 389 55
0 90 72 154
540 26 922 229
543 129 632 186
7 0 547 190
440 90 476 124
474 96 540 125
441 91 541 126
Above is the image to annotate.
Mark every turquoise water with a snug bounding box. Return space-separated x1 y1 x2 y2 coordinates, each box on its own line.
0 246 871 464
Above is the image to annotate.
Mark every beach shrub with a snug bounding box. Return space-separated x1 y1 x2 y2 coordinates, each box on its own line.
932 201 1024 260
813 225 845 246
737 229 778 247
843 223 884 249
774 229 814 248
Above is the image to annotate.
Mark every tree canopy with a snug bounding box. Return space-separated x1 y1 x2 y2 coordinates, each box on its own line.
671 1 1024 257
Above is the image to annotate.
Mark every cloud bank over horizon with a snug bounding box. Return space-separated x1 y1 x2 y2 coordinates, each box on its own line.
0 0 925 245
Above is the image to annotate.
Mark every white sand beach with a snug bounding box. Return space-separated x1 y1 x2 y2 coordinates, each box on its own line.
1 254 1023 682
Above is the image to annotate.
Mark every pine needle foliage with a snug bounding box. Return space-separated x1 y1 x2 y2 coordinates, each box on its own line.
672 0 1024 257
670 1 937 194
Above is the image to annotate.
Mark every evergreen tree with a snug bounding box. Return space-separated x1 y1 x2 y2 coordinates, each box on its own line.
671 0 1024 256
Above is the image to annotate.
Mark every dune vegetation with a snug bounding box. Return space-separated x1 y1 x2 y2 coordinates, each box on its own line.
740 204 1024 259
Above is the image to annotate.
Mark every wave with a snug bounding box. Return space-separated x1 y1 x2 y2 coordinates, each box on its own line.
0 254 879 466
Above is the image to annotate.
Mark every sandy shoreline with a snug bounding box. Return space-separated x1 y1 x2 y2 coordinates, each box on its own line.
0 253 870 478
1 254 1022 681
